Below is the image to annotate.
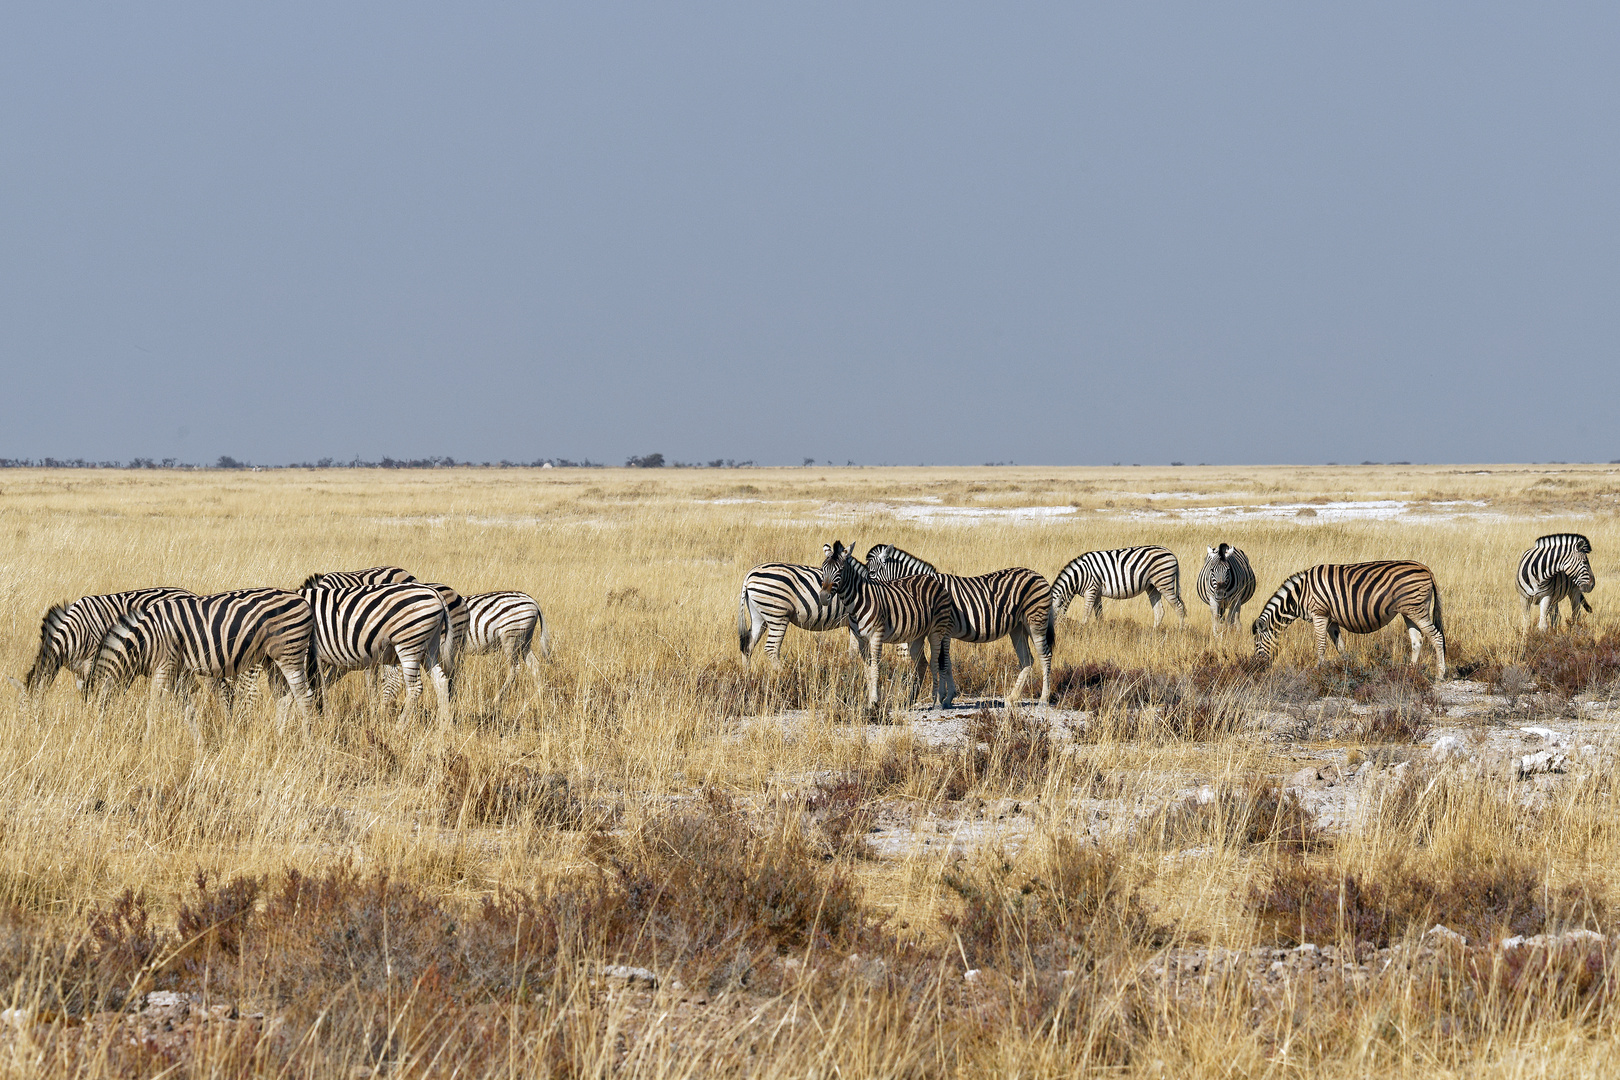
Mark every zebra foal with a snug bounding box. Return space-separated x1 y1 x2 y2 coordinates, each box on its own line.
88 588 318 725
22 587 192 693
1194 543 1256 635
819 541 956 709
866 544 1053 704
1051 546 1186 627
464 591 549 703
1516 533 1595 630
302 583 453 721
1251 561 1446 678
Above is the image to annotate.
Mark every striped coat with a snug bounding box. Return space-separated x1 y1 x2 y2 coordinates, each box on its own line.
1051 546 1186 627
464 590 549 702
302 583 453 720
89 588 318 722
1194 543 1256 634
1251 561 1446 678
738 562 862 660
1516 534 1595 630
865 544 1054 703
819 541 956 709
24 587 193 693
301 566 417 590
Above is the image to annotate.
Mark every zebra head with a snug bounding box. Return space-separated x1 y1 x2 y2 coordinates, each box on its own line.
1205 546 1234 592
819 541 857 598
1250 572 1305 664
23 603 72 693
865 544 898 581
1563 550 1597 592
86 610 159 697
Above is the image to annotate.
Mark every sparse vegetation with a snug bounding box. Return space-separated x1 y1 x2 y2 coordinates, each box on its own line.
1 463 1619 1076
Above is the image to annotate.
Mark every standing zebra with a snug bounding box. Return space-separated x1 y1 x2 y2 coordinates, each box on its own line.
88 588 318 725
22 587 193 693
301 566 417 590
738 561 864 660
1251 561 1446 678
1051 546 1186 627
819 541 955 709
301 583 453 721
1194 543 1257 635
378 581 470 703
1516 533 1595 630
865 544 1054 704
464 591 549 703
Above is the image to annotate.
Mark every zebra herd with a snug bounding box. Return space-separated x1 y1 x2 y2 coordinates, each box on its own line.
740 533 1600 706
18 565 548 726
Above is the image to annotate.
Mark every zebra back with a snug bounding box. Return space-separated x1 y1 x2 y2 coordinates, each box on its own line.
866 544 1048 644
1195 543 1256 607
865 544 939 581
300 565 417 591
25 587 192 691
465 591 546 657
1051 546 1180 615
90 588 316 691
1518 534 1596 598
300 583 449 673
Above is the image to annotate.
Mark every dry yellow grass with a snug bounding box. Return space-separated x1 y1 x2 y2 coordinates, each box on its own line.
0 463 1618 1077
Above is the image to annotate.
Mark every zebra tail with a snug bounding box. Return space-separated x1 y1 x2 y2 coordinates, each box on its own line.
1582 596 1594 614
440 597 456 671
1430 580 1446 637
737 589 752 655
536 608 551 658
1043 614 1055 656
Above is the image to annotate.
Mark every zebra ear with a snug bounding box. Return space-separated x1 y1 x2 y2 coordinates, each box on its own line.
1207 547 1215 557
823 543 834 558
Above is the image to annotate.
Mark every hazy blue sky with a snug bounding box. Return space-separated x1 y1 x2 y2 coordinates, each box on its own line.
4 3 1618 466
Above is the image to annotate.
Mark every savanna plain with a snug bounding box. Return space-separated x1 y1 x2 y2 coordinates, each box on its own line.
2 464 1620 1078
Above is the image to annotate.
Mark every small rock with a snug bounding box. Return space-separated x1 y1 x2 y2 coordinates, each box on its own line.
1294 943 1317 955
1196 785 1217 805
1502 929 1607 951
963 969 982 983
1429 735 1468 762
145 991 186 1010
601 964 659 989
1519 726 1569 745
1424 924 1467 947
1289 767 1322 790
1515 750 1568 779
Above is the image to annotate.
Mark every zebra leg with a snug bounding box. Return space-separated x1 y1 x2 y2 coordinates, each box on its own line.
1008 627 1033 703
764 619 788 662
931 632 957 708
1168 584 1188 621
429 663 453 723
1569 591 1588 625
1541 595 1558 630
1327 622 1348 655
1081 587 1102 624
1403 618 1424 666
523 649 543 701
397 656 425 718
865 634 884 708
493 642 521 706
1208 599 1223 637
1310 616 1334 663
908 637 931 706
1145 586 1164 628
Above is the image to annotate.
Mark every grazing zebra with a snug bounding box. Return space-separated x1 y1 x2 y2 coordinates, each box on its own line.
738 561 865 660
1194 543 1257 635
1251 561 1446 678
88 588 318 723
1516 533 1596 630
464 591 549 703
819 541 956 709
378 581 470 702
22 587 193 693
302 583 453 721
865 544 1054 704
1051 546 1186 627
300 566 417 590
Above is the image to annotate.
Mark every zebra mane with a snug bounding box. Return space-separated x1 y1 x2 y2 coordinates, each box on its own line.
1536 533 1592 553
866 544 938 579
299 573 326 590
1254 571 1306 625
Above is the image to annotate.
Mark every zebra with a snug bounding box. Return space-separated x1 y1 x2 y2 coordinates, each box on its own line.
300 565 417 590
87 588 318 725
464 591 549 703
1516 533 1595 630
738 561 867 661
377 581 470 703
819 541 956 709
1051 546 1186 627
1251 561 1446 678
301 583 454 721
1194 543 1257 635
865 544 1054 704
22 587 193 694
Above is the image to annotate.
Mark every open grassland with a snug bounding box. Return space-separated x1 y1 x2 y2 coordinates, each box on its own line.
1 464 1619 1077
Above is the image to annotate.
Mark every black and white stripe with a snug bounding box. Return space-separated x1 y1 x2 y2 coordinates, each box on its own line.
865 544 1054 703
1516 533 1595 630
378 581 469 704
1251 561 1446 678
302 583 453 720
819 541 956 708
1194 543 1257 635
738 561 864 660
1051 546 1186 627
300 566 417 590
24 587 193 693
89 588 318 721
464 591 549 702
